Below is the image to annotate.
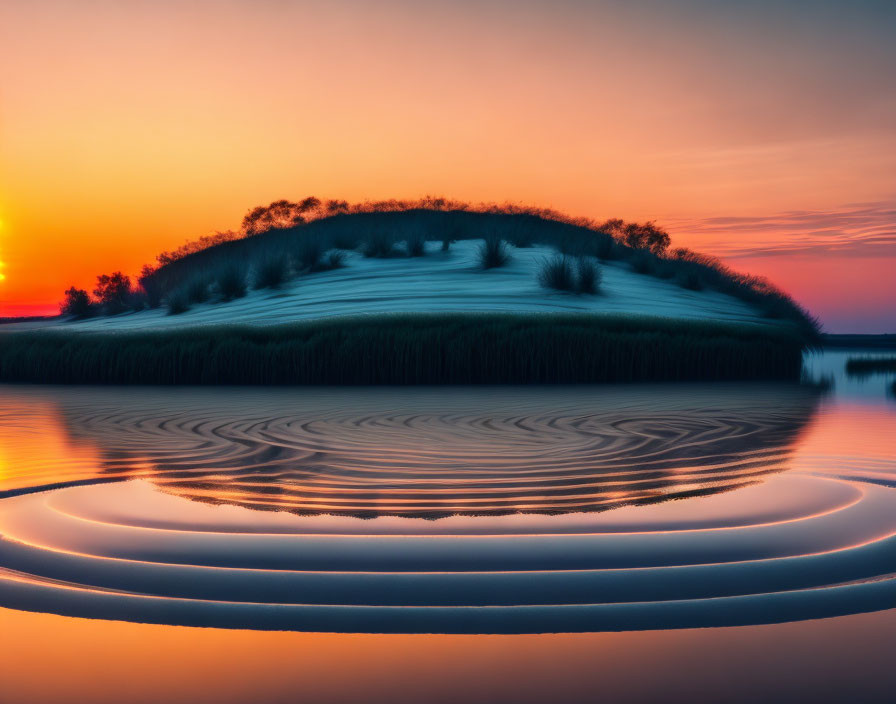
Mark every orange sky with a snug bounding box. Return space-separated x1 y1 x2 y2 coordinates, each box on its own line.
1 1 894 330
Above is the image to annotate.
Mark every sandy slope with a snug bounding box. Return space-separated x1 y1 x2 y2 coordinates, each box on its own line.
18 241 772 331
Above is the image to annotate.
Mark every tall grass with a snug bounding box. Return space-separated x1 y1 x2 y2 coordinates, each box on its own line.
186 277 211 303
576 258 601 294
0 314 805 385
294 240 323 271
253 256 288 289
479 236 510 269
216 265 248 301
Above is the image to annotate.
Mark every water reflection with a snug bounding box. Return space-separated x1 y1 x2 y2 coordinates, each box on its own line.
25 384 823 518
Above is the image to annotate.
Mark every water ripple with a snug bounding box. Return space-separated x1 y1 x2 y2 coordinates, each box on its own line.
2 384 894 632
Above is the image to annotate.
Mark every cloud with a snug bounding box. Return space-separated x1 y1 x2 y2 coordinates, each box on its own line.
667 200 896 258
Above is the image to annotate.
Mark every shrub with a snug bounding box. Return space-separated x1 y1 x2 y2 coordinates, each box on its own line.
254 256 287 289
60 287 93 318
478 236 510 269
167 293 190 315
217 265 248 301
576 258 601 294
539 256 575 291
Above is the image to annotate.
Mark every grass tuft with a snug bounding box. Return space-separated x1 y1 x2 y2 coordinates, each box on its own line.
405 232 426 257
576 258 601 294
539 256 575 291
478 236 510 269
324 250 346 270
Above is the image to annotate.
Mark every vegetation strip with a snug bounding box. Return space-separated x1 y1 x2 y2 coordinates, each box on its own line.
0 314 805 385
845 357 896 376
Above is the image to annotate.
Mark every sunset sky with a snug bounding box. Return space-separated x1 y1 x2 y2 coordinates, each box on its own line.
1 0 893 331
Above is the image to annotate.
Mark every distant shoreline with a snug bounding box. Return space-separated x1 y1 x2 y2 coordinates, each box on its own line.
822 334 896 349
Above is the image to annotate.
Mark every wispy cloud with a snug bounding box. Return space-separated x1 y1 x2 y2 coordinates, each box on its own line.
667 200 896 258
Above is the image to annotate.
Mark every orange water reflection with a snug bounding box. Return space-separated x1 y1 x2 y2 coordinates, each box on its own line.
1 605 894 704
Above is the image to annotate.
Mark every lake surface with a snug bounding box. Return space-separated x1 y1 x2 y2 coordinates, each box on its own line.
1 349 894 702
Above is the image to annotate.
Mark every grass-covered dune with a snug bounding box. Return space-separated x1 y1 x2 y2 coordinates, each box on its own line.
135 207 817 335
0 313 805 385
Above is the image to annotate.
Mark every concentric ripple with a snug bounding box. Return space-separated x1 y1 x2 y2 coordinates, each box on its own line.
2 383 895 633
12 384 821 518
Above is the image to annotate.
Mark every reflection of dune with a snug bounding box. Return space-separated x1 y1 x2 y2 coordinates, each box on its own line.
10 383 896 634
43 384 822 518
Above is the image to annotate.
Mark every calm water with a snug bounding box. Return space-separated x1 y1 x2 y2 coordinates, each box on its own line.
0 350 894 702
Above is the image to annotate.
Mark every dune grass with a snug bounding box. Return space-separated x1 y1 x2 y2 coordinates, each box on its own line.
0 313 805 385
576 258 601 294
539 256 575 291
479 236 510 269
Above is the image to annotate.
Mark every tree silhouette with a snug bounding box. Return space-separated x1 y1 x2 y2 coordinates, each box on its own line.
93 272 132 314
60 287 92 317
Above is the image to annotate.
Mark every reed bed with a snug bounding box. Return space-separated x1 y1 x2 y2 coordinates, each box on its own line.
845 356 896 376
0 313 805 385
